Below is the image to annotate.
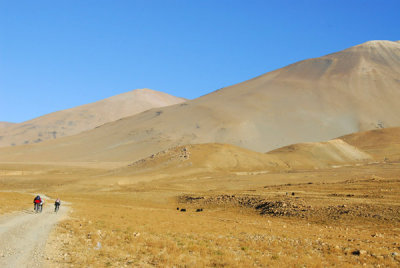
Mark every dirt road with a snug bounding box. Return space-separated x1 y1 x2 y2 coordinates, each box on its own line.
0 200 68 268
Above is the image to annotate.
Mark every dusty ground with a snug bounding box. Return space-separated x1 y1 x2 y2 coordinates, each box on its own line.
0 194 68 268
0 161 399 267
0 191 32 214
1 40 400 267
42 179 399 267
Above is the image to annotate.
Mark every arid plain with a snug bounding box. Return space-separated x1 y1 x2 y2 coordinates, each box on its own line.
1 40 400 267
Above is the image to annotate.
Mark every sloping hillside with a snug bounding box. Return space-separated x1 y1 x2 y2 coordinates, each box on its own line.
268 139 372 170
107 128 400 181
340 127 400 162
112 143 289 178
0 40 399 162
108 139 374 181
0 88 185 147
0 122 15 128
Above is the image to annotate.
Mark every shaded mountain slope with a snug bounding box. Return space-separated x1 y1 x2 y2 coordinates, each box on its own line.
0 40 399 162
0 89 185 147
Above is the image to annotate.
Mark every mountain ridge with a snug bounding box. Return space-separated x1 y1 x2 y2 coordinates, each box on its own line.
0 40 399 162
0 88 186 147
0 122 15 128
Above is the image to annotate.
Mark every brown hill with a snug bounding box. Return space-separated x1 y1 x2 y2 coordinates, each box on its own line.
0 122 15 128
108 140 373 182
268 139 372 170
0 89 185 147
0 40 399 162
110 128 399 182
340 127 400 162
112 143 289 179
267 127 400 170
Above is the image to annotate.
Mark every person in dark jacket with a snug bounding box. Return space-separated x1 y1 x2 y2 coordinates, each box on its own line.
54 198 61 213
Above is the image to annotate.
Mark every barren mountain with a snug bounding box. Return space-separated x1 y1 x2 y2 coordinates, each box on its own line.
0 122 15 128
0 40 399 162
0 89 185 147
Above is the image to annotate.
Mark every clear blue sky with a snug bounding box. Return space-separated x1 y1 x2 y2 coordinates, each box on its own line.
1 0 399 123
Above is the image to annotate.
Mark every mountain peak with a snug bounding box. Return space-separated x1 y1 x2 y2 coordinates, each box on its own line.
0 89 186 147
352 40 400 49
1 41 399 162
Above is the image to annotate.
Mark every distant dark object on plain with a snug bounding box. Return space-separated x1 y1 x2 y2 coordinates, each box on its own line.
196 208 203 212
180 208 186 212
292 192 295 196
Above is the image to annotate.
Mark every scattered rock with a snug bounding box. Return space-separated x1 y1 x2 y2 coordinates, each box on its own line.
94 242 102 250
372 233 384 238
133 232 140 237
351 249 367 256
178 193 400 221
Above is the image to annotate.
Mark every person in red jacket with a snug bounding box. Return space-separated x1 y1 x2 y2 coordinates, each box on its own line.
33 195 41 213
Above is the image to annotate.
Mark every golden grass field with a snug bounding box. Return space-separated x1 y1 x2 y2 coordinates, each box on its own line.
1 160 399 267
1 40 400 267
0 191 32 215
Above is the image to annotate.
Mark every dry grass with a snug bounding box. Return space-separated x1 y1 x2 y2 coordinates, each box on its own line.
45 178 400 267
0 191 33 215
1 162 400 267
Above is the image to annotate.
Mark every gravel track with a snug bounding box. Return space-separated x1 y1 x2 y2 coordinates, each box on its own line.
0 199 68 268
